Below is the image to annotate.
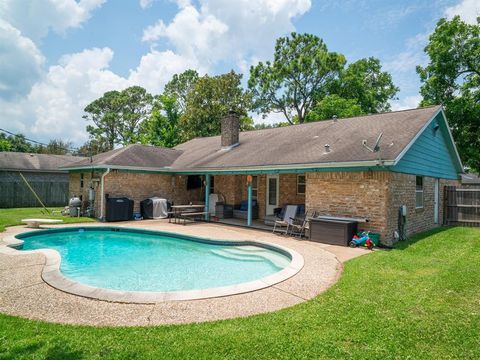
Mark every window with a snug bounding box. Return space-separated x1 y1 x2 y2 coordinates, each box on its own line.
251 175 258 199
297 175 306 195
415 176 424 208
80 173 84 188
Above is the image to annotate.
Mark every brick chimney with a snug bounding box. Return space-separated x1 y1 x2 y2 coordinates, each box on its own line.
221 110 240 148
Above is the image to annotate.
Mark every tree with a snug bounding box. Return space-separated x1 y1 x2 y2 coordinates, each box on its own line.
330 57 399 114
83 86 153 149
164 70 199 113
116 86 153 145
83 90 122 150
75 139 111 157
248 33 345 124
181 71 253 139
417 16 480 171
140 95 182 148
37 139 73 155
306 95 363 121
0 133 38 153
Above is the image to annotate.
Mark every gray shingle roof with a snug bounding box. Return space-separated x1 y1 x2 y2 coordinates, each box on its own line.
62 106 443 172
69 144 182 168
0 152 84 172
172 105 442 170
461 173 480 184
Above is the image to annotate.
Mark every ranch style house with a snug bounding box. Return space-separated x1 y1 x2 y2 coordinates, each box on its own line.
62 105 462 245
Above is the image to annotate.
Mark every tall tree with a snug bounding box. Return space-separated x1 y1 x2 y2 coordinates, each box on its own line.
83 90 122 150
141 95 182 148
330 57 399 114
181 71 253 139
248 33 345 124
164 70 199 113
83 86 153 149
116 86 153 145
417 16 480 171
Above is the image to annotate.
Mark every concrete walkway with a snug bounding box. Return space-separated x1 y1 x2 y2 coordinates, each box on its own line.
0 220 368 326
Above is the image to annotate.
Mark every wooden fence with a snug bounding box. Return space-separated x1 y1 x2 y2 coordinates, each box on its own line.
0 171 69 208
444 186 480 226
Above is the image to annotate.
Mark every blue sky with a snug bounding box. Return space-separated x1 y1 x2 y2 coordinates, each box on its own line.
0 0 478 146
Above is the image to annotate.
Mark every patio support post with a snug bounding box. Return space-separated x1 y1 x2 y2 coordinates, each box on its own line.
247 181 253 227
205 174 210 221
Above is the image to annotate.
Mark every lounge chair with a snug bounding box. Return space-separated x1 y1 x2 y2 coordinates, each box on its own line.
273 205 298 234
289 209 317 238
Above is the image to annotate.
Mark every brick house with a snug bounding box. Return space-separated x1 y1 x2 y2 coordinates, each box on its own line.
63 105 462 245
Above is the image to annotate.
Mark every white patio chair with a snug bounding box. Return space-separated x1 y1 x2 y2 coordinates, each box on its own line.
273 205 298 234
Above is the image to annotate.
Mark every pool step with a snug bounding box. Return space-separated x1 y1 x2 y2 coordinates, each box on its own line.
211 248 289 268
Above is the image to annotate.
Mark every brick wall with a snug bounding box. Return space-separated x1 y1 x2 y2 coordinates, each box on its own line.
306 171 459 245
306 171 390 238
386 173 458 242
69 171 203 217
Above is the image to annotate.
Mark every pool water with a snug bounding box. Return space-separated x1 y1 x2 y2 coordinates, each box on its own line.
19 228 291 292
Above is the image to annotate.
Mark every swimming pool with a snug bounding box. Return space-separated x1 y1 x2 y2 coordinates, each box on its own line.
14 227 302 301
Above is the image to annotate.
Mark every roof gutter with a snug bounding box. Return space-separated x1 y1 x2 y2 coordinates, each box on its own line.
99 168 110 221
61 159 395 175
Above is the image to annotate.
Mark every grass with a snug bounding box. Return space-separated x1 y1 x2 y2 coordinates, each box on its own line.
0 226 479 359
0 207 95 233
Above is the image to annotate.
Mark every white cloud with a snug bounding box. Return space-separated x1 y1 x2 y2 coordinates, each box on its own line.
139 0 154 9
445 0 480 24
0 0 106 42
129 50 203 94
27 48 129 143
1 0 312 145
0 20 45 99
142 0 312 71
390 95 422 111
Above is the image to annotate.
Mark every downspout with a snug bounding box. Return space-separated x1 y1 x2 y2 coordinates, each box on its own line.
100 168 111 221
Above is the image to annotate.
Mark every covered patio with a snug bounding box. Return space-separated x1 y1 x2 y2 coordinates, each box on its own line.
197 172 306 229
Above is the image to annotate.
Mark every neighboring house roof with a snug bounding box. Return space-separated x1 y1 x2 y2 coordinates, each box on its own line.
69 144 182 168
0 152 84 172
62 105 462 178
462 173 480 184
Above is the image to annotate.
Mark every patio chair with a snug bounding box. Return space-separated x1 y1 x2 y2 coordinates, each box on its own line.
288 209 317 238
273 205 298 234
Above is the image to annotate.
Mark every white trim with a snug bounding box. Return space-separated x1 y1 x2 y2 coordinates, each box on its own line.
439 108 463 171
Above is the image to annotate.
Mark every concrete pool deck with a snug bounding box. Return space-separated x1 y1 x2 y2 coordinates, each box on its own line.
0 220 369 326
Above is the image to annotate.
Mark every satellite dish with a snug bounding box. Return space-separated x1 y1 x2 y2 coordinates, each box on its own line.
373 132 383 152
363 132 383 153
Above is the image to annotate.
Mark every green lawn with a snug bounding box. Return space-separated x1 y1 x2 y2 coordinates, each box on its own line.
0 207 95 232
0 227 479 359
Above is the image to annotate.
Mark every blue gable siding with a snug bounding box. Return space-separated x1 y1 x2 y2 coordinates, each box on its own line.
392 112 461 179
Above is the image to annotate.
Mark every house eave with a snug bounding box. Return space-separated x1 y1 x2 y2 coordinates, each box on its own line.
62 160 396 175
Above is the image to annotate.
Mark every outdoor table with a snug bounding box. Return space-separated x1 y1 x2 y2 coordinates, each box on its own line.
170 205 205 224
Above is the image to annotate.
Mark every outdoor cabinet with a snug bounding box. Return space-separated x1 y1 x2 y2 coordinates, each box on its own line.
309 218 358 246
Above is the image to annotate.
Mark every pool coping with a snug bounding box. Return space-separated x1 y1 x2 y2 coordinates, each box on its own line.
1 226 304 303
